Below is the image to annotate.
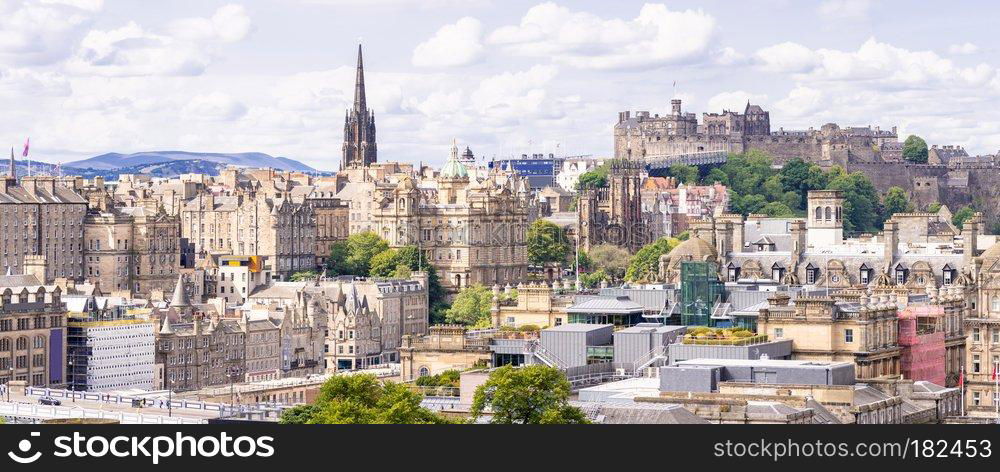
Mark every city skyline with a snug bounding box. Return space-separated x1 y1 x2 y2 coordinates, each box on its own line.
3 0 1000 171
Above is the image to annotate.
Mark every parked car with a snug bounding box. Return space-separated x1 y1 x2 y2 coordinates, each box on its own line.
38 396 61 406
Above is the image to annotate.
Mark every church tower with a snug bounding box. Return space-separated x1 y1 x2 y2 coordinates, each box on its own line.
342 44 377 170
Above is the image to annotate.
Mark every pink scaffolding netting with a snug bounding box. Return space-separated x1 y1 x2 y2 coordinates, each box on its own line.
898 305 946 386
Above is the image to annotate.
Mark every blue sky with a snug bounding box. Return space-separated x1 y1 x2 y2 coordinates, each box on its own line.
2 0 999 171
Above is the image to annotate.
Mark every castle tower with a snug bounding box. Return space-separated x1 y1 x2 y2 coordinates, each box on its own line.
341 44 377 170
806 190 844 247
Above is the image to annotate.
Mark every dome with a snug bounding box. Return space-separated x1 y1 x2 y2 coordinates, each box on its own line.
660 236 718 267
440 156 469 179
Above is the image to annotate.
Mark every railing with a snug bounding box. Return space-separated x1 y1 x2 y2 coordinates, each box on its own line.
526 340 569 369
23 386 287 417
630 345 668 374
680 334 769 346
0 401 204 424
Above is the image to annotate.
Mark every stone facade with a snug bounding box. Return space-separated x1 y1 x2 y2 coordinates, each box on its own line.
0 274 68 388
83 205 180 297
398 325 492 381
578 160 651 252
370 152 531 291
342 45 377 170
1 175 87 281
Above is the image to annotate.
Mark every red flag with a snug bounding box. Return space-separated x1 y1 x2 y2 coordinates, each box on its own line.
21 138 29 158
993 365 997 381
959 369 964 387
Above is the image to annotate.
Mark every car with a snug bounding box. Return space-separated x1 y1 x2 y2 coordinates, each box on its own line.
38 396 61 406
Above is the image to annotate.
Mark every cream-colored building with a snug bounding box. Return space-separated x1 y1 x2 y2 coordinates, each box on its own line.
370 149 532 291
757 292 901 379
966 241 1000 416
83 204 181 297
0 272 68 388
399 325 492 381
490 282 573 328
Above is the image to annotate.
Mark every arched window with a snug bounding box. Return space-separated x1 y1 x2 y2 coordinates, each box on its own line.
825 207 832 221
15 337 28 351
0 338 10 351
815 207 822 220
418 366 430 378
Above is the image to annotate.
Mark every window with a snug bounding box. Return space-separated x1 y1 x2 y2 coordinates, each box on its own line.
973 391 981 406
859 269 870 285
974 354 981 373
994 329 1000 344
844 329 854 343
974 328 981 342
806 268 818 284
418 367 430 377
774 328 784 338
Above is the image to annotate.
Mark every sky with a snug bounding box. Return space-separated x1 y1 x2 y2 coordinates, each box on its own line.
3 0 1000 171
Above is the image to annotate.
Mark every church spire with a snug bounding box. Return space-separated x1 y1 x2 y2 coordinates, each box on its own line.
354 43 366 114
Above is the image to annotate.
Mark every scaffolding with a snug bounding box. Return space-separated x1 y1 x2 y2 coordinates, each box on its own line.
898 305 946 386
680 261 725 327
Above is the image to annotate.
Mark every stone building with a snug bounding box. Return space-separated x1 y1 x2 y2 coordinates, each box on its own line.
243 316 281 382
1 173 87 281
398 325 492 381
296 185 349 265
490 282 574 328
369 151 531 291
342 44 377 170
179 183 317 281
0 273 68 388
83 204 181 297
757 292 901 379
965 240 1000 416
578 160 651 252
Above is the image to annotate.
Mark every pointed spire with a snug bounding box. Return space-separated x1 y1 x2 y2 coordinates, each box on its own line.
354 43 366 113
159 314 174 334
170 273 191 308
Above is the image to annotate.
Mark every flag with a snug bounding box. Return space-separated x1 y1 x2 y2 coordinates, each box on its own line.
993 364 997 381
959 369 965 387
22 137 29 157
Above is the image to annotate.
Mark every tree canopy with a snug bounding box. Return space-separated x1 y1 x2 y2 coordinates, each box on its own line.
326 232 389 276
882 186 914 219
444 284 493 327
289 270 320 282
587 244 631 281
575 164 609 190
902 135 929 163
527 220 570 266
470 365 588 424
279 374 450 424
952 206 976 230
625 237 680 282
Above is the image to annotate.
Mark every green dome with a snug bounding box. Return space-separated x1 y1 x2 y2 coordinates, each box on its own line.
441 156 469 179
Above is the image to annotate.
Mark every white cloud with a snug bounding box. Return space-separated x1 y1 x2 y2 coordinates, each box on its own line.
948 42 979 55
773 86 825 118
755 42 819 73
66 22 213 77
167 4 254 43
756 38 997 90
38 0 103 11
817 0 872 20
707 91 768 113
488 2 718 70
412 17 484 67
470 65 558 121
0 1 96 65
182 92 248 121
0 68 71 97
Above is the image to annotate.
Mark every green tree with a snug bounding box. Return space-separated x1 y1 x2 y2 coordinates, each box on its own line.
882 186 914 219
902 135 929 164
625 237 680 282
444 284 493 326
760 202 796 217
579 268 610 288
290 374 450 424
704 167 729 186
326 232 390 276
927 202 943 213
326 241 351 276
952 206 976 230
575 164 609 190
289 270 319 282
588 244 631 281
470 365 588 424
527 220 570 266
668 163 699 184
826 168 881 233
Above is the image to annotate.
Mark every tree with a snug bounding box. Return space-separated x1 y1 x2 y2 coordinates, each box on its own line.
668 163 699 184
826 168 881 233
760 202 796 217
625 237 680 282
289 270 319 282
326 232 389 276
579 268 610 288
952 206 976 230
470 365 588 424
927 202 943 213
575 164 609 190
527 220 570 266
902 135 929 164
704 167 729 186
369 249 401 278
882 186 913 219
444 284 493 326
588 244 630 281
285 374 450 424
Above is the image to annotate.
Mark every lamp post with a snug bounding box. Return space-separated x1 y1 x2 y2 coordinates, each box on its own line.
167 377 174 417
5 367 12 402
225 365 240 414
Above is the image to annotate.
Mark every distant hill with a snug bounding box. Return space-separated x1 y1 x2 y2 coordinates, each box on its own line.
65 151 318 172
